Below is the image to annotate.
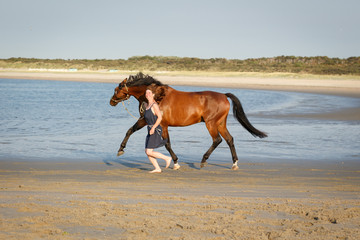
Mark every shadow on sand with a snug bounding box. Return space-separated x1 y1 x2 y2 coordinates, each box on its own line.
103 157 231 171
102 158 150 171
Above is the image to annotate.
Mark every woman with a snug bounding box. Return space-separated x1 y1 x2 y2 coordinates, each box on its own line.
144 87 171 173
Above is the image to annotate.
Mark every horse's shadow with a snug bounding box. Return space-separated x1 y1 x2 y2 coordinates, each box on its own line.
103 158 149 171
183 162 229 170
186 162 200 170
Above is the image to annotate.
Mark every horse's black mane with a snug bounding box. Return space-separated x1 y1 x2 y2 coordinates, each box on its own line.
126 72 165 87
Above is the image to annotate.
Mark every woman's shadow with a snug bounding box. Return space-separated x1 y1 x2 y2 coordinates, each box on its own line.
103 157 229 171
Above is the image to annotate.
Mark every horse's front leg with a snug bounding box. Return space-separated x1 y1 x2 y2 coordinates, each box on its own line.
117 117 146 156
162 126 180 170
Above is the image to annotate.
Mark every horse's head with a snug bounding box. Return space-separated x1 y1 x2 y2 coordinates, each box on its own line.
110 78 131 106
110 72 168 106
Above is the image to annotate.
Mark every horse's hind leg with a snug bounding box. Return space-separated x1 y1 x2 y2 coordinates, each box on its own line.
218 123 239 170
201 123 222 168
117 118 146 156
162 126 180 170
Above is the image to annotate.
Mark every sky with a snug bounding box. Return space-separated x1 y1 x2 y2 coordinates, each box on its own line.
1 0 359 60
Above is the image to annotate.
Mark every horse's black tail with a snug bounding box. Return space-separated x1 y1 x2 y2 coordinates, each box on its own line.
225 93 268 138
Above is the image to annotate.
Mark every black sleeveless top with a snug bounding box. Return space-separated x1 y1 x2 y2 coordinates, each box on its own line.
144 103 167 149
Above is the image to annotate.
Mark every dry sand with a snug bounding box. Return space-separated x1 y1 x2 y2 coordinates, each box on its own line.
1 71 360 239
1 70 360 97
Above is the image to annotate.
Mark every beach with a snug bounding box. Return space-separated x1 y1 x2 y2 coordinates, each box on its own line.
1 160 360 240
1 71 360 239
0 70 360 96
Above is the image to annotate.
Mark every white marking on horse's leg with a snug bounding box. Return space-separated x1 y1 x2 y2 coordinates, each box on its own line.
200 162 207 168
173 163 180 170
231 161 239 170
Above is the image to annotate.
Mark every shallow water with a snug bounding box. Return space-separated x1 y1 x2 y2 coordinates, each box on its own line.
0 79 359 165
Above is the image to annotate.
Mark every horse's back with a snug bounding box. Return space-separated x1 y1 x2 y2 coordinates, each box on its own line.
161 88 230 126
165 89 228 108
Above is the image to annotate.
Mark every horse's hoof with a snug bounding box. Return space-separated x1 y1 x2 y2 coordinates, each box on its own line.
200 162 207 168
117 150 124 156
173 163 180 170
231 164 239 170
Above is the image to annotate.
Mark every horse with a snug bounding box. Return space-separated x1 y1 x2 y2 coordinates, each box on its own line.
110 72 267 170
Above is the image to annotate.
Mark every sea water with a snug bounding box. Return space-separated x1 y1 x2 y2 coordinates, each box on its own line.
0 78 359 164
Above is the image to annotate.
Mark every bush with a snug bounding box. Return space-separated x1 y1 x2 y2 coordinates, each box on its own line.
1 56 359 75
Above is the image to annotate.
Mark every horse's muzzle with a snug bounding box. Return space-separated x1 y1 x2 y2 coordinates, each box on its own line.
110 94 130 106
110 98 121 106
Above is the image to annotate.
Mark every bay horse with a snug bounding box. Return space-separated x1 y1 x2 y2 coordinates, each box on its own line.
110 73 267 170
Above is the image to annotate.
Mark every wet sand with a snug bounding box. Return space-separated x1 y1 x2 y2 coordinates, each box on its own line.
1 160 359 239
1 71 360 239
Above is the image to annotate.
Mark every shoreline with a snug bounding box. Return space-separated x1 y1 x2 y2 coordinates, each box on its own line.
1 70 359 98
1 70 359 129
2 70 360 121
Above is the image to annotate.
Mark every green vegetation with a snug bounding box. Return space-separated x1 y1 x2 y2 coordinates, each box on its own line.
1 56 359 75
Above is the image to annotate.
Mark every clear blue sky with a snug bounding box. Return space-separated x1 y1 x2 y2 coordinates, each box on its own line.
1 0 359 60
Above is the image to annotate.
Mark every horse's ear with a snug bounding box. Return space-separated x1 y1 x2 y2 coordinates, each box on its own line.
119 78 127 88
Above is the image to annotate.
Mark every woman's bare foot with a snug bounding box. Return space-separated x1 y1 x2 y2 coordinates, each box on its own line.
149 169 162 173
165 157 172 169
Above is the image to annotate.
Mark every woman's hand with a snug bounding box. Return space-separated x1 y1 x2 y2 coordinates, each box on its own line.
149 127 155 135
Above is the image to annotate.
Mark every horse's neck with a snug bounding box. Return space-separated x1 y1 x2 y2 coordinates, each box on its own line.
137 95 147 103
130 86 147 101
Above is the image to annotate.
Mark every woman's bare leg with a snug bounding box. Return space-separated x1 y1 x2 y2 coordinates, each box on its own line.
147 155 162 173
146 149 171 170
